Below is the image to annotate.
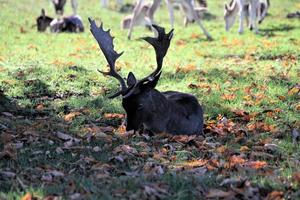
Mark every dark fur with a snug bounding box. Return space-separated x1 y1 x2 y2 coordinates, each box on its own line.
123 89 203 134
36 15 53 32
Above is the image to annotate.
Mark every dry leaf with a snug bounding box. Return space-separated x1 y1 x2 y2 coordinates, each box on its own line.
265 191 284 200
221 93 236 101
21 193 33 200
64 112 81 122
104 113 125 119
244 161 267 169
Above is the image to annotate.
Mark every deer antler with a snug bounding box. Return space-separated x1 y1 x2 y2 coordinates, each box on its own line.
141 24 173 81
89 18 127 98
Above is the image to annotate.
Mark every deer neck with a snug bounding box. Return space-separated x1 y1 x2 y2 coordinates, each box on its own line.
230 0 239 16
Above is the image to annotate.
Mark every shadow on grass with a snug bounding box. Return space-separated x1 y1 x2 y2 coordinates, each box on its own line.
259 24 298 37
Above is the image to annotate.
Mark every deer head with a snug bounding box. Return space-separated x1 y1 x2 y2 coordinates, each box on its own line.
224 0 238 31
36 9 54 32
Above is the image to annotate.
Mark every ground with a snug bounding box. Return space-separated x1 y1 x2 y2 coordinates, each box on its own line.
0 0 299 199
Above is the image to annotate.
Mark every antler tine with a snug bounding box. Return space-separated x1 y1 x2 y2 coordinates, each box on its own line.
89 18 127 96
140 24 173 82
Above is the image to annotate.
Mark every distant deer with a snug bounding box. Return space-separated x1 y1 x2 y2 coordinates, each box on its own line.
36 9 84 33
125 0 212 40
89 18 204 135
224 0 260 34
121 1 152 30
244 0 270 25
51 0 78 15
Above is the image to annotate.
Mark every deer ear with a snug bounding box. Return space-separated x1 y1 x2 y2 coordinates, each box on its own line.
224 4 229 11
41 9 46 18
127 72 137 87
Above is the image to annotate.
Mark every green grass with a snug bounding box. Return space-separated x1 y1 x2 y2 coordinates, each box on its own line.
0 0 300 199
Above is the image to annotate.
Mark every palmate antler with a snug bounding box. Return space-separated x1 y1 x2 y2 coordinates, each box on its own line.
89 18 127 98
140 25 173 82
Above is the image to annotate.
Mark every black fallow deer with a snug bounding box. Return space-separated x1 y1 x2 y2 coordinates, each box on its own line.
36 9 84 33
89 18 204 135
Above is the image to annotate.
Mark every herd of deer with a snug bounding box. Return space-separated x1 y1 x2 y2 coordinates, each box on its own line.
37 0 270 37
36 0 272 135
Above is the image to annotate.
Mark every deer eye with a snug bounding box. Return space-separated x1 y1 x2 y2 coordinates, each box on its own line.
137 104 143 110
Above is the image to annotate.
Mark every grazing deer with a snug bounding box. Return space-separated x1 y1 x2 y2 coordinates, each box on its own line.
247 0 270 24
126 0 212 40
89 18 204 135
36 9 84 33
121 1 152 30
51 0 78 15
224 0 260 34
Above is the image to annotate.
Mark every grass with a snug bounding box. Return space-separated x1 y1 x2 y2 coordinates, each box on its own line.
0 0 300 199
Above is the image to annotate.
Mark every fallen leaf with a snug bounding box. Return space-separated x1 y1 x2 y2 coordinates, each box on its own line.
221 93 236 101
176 64 197 73
113 145 138 155
288 84 300 96
244 160 267 169
64 112 81 122
21 193 33 200
104 113 125 119
240 146 250 152
265 191 284 200
181 159 208 169
292 172 300 184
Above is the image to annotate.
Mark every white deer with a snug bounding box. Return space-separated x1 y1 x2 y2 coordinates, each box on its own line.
224 0 260 34
124 0 212 40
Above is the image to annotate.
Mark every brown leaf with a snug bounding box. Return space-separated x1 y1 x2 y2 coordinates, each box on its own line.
296 104 300 111
240 146 250 152
0 132 15 143
221 93 236 101
113 145 137 155
288 84 300 96
21 193 36 200
104 113 125 119
36 104 45 111
176 39 186 46
0 143 17 159
216 145 227 154
206 189 235 199
244 161 267 169
64 112 81 122
181 159 208 169
176 64 197 73
292 172 300 184
171 135 196 143
265 191 284 200
225 155 246 168
20 26 27 33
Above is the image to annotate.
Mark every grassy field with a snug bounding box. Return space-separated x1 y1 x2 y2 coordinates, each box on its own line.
0 0 300 199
